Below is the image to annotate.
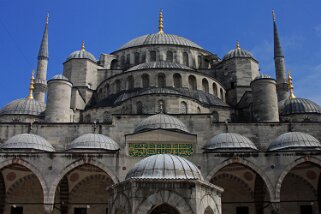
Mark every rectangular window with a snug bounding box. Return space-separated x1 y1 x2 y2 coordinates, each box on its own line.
11 207 23 214
74 208 87 214
236 207 249 214
300 205 312 214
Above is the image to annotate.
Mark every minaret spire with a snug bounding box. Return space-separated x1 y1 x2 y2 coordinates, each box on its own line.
158 9 164 34
34 14 49 103
272 10 288 101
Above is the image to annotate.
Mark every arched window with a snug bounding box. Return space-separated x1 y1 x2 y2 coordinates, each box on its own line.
106 84 110 96
204 207 215 214
141 52 146 63
120 55 125 66
103 111 112 124
110 59 118 69
183 52 189 66
173 73 182 88
180 101 188 114
127 76 134 90
188 75 197 90
84 115 91 123
158 73 166 87
212 111 219 122
136 101 143 114
198 55 202 68
197 107 201 113
220 88 224 101
150 51 156 62
213 83 218 96
126 54 130 65
166 51 174 62
141 74 150 88
134 52 140 65
202 78 209 93
115 79 121 93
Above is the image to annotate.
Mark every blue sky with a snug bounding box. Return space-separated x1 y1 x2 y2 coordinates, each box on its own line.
1 0 321 107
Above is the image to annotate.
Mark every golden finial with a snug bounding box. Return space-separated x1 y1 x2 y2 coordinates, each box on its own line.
46 13 49 24
287 70 296 99
236 41 240 50
272 10 276 22
27 70 35 99
158 9 164 34
81 40 85 51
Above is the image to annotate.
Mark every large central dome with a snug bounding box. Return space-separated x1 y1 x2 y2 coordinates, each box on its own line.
118 33 203 50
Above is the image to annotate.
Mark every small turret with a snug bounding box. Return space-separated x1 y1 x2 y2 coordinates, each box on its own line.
273 10 288 102
34 14 49 103
45 74 72 122
251 74 279 122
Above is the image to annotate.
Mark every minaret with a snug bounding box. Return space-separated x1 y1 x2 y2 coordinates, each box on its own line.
34 14 49 103
273 10 288 101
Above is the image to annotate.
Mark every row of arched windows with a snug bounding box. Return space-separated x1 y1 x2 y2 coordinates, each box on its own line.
100 74 225 100
135 100 189 114
117 51 195 67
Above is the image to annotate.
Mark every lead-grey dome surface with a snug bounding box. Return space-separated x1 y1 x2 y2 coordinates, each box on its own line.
125 154 203 180
134 113 189 133
203 133 258 151
0 98 46 116
223 47 255 61
67 133 119 151
1 133 55 152
268 132 321 151
119 33 203 50
127 61 193 72
67 50 96 62
51 74 69 81
281 98 321 115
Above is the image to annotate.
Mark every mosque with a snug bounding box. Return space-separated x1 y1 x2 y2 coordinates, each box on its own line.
0 10 321 214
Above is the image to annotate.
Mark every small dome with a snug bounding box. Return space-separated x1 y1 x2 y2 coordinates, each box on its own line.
51 74 69 81
282 98 321 115
254 74 273 80
203 133 258 151
125 154 203 180
118 33 203 51
268 132 321 151
67 133 120 151
127 61 193 72
223 42 255 61
1 133 55 152
66 42 96 62
135 113 189 133
0 98 45 116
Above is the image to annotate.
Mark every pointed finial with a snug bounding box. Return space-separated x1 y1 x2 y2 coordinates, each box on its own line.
27 70 35 99
236 41 240 50
158 9 164 34
287 70 296 99
159 101 164 113
46 13 49 24
81 40 85 51
272 10 276 22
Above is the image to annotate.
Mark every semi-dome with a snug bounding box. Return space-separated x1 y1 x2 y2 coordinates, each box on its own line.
66 41 96 62
281 98 321 115
223 42 255 61
134 113 189 133
1 133 55 152
125 154 203 180
268 132 321 151
118 33 203 51
67 133 120 151
203 133 258 151
127 61 193 72
51 74 69 81
0 98 45 116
